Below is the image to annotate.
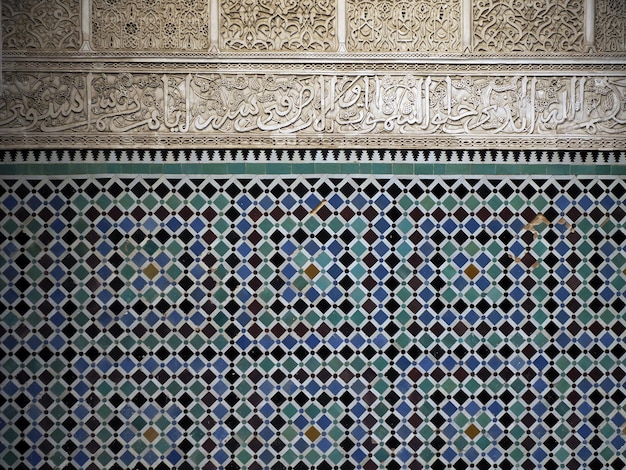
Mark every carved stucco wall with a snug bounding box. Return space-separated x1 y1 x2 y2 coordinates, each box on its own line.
596 0 626 52
2 0 80 50
221 0 336 51
91 0 210 51
346 0 461 52
472 0 585 53
1 0 625 151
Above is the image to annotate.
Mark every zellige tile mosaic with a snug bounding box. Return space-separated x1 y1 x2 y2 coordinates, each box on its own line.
0 174 624 469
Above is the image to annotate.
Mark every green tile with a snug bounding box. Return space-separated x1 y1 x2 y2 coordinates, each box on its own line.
519 164 547 175
371 163 392 174
245 163 266 174
340 163 360 174
228 163 246 174
269 163 293 174
570 165 592 175
314 162 341 173
432 163 447 174
358 163 373 173
474 164 497 174
413 163 435 174
549 164 571 175
444 163 471 174
162 163 183 174
393 163 414 175
291 163 315 174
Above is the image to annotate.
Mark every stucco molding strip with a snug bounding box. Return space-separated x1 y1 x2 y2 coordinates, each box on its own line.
585 0 596 51
1 135 626 152
79 0 92 52
462 0 473 53
210 0 219 53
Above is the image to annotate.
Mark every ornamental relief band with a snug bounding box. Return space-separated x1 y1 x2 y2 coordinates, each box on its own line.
3 0 626 53
1 73 625 137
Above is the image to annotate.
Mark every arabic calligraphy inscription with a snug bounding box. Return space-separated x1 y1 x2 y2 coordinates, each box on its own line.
1 73 625 138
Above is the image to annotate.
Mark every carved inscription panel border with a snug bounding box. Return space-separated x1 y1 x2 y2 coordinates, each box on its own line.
1 71 625 149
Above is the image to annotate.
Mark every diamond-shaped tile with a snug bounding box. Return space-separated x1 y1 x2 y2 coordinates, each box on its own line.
0 174 624 469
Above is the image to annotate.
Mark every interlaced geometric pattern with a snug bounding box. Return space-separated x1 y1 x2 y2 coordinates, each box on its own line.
0 175 624 470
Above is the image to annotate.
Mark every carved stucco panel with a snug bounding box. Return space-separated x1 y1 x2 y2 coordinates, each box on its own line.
220 0 337 51
2 0 80 50
91 0 209 50
2 72 625 139
473 0 585 53
347 0 461 52
0 73 88 131
595 0 626 52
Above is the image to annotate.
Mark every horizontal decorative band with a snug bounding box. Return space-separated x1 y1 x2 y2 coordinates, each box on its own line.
1 163 624 176
5 61 626 73
1 72 625 150
1 149 624 166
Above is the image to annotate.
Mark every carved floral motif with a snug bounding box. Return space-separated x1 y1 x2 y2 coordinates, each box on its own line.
2 0 80 50
1 72 625 139
91 0 209 50
473 0 585 53
347 0 460 52
596 0 626 52
220 0 336 51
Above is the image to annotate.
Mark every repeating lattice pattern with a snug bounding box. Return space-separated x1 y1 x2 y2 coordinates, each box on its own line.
0 175 625 469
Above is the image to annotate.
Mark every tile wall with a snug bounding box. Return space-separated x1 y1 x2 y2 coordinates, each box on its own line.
0 154 624 469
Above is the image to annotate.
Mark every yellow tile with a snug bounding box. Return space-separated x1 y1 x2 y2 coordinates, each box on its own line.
143 427 158 442
305 426 321 441
310 199 327 216
304 264 320 279
143 264 159 279
465 424 480 439
464 264 480 279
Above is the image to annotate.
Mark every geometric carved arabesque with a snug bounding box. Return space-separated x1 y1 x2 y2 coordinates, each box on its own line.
347 0 461 52
2 0 80 50
595 0 626 51
220 0 337 51
473 0 585 53
91 0 209 50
